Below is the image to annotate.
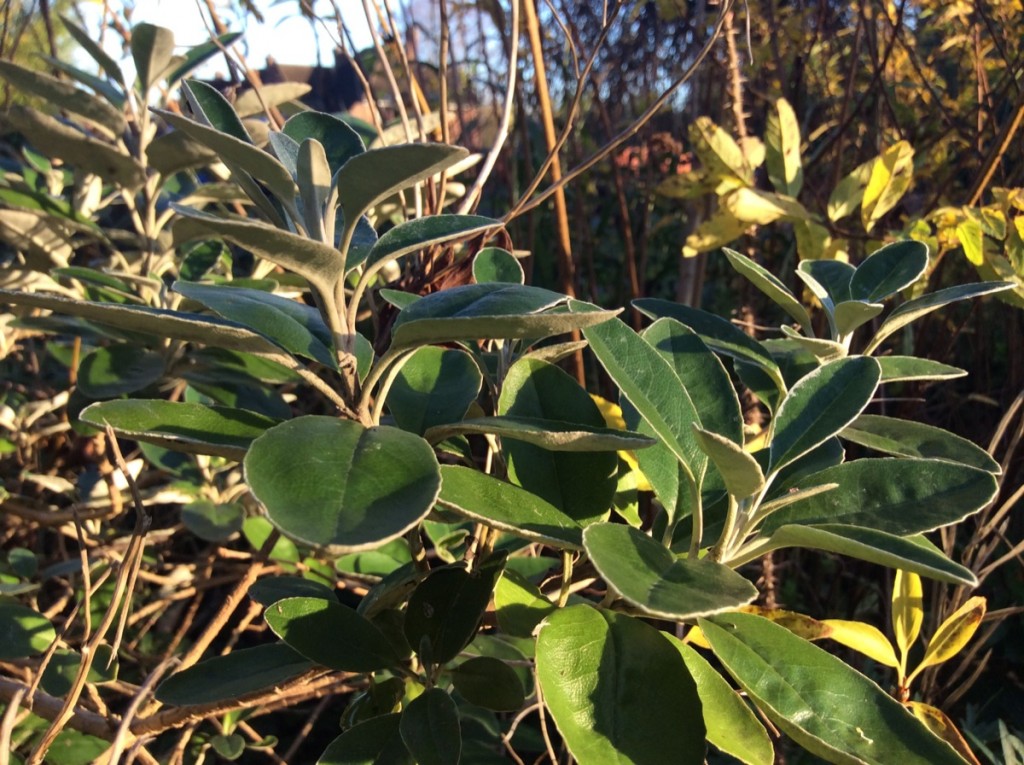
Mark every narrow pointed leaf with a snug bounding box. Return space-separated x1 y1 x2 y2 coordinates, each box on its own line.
400 689 461 765
878 356 967 383
536 605 706 765
634 298 784 390
671 637 774 765
435 466 583 549
0 289 280 355
423 416 655 451
907 597 986 683
841 415 999 473
764 525 977 585
298 137 332 237
174 281 337 368
584 523 757 619
701 612 967 765
723 248 811 331
131 23 176 91
166 32 243 86
769 357 880 472
861 142 914 232
893 570 924 656
850 241 929 302
907 703 982 765
60 14 126 87
0 61 126 137
865 282 1013 354
155 643 313 705
694 427 765 499
283 111 365 175
365 215 496 277
245 417 441 551
765 97 803 196
820 619 900 667
762 459 998 536
265 597 398 672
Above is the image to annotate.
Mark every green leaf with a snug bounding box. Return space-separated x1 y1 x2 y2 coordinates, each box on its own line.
0 61 125 138
840 415 1000 473
764 525 977 585
174 281 336 368
494 570 556 637
670 637 774 765
499 357 616 524
245 417 441 551
265 597 398 672
581 314 705 491
165 32 243 86
865 282 1014 354
297 138 332 238
386 346 481 436
77 344 164 399
180 79 250 142
400 688 461 765
248 576 337 606
211 734 245 760
131 23 176 92
0 289 281 355
473 247 524 284
769 357 880 473
761 458 998 535
694 427 765 499
81 400 278 460
451 656 525 711
60 14 126 87
2 106 145 188
156 643 313 705
799 259 855 304
877 356 967 383
765 97 803 196
40 55 126 109
584 523 757 619
283 111 365 175
391 284 616 349
435 465 583 549
633 298 784 390
423 416 655 451
181 500 244 542
0 603 55 659
701 612 965 765
536 605 706 765
40 646 118 697
850 241 929 302
833 300 884 337
723 248 811 332
319 715 412 765
363 215 496 279
172 207 344 313
403 554 506 665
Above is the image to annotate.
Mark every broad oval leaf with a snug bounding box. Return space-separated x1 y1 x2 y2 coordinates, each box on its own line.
386 346 481 436
907 596 987 684
248 576 337 607
318 714 412 765
181 500 244 542
155 643 313 705
536 605 706 765
423 415 655 451
820 619 900 668
494 569 556 638
499 357 616 524
701 612 967 764
132 23 176 92
81 400 278 460
893 569 924 656
77 344 164 399
764 524 977 586
723 247 811 332
245 416 441 551
769 357 880 473
761 459 998 536
584 523 758 619
399 688 461 765
840 415 1000 473
670 637 774 765
451 656 525 712
799 259 855 304
834 300 884 337
174 281 337 368
403 554 506 665
265 597 398 672
473 247 524 284
0 603 55 659
283 111 365 175
850 241 929 302
435 465 583 548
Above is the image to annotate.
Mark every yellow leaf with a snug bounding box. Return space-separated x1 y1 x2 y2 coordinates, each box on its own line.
861 141 914 232
907 596 986 684
907 702 982 765
739 136 765 170
956 220 985 265
589 394 652 492
822 619 899 668
740 606 832 640
827 159 873 222
723 188 810 226
683 212 748 257
765 97 803 196
892 570 923 659
686 625 711 649
689 116 751 184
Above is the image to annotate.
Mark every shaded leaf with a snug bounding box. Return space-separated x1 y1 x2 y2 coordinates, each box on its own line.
400 689 461 765
77 345 164 399
850 241 929 302
451 656 525 711
423 416 655 451
283 111 365 175
723 247 811 332
841 415 999 473
0 61 125 137
318 714 411 765
131 23 176 92
387 346 481 435
473 247 524 284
